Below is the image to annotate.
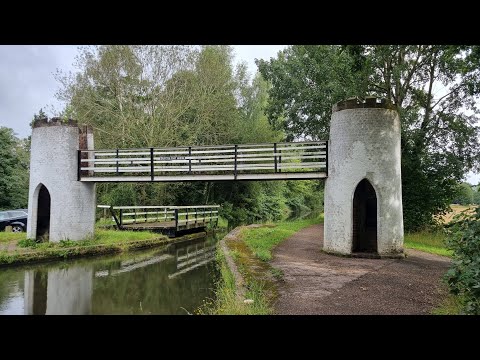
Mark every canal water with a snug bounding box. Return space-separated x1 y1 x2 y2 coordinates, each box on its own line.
0 233 223 315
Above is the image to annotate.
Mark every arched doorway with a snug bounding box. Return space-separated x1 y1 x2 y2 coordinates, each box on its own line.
36 184 51 241
352 179 377 253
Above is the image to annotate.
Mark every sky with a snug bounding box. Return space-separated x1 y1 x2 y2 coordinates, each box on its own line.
0 45 478 184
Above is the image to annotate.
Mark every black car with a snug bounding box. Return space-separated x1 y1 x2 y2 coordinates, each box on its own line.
0 210 28 232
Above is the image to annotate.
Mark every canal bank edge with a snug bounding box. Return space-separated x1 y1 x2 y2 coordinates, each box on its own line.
219 226 248 301
217 224 277 303
0 232 208 267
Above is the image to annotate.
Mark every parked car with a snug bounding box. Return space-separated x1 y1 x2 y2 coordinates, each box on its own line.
0 210 28 232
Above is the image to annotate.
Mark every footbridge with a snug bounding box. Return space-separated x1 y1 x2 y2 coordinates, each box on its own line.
78 141 328 182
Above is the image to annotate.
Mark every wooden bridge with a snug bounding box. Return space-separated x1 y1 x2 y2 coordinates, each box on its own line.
99 205 219 236
79 141 328 182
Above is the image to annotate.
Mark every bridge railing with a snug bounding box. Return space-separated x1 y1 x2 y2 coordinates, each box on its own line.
79 141 327 180
101 205 220 230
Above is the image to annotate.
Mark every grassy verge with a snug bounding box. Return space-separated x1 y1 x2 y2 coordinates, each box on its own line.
239 214 324 261
0 232 25 244
432 294 464 315
404 230 452 257
203 215 324 315
198 244 271 315
0 229 172 266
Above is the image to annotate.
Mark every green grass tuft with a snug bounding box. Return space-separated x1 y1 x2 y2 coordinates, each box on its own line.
404 230 452 257
0 232 26 244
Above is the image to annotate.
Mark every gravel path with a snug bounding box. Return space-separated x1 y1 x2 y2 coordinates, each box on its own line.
271 224 451 315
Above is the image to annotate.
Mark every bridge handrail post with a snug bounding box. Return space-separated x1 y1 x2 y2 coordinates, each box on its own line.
188 146 192 174
116 149 119 176
150 147 154 181
77 150 81 181
175 208 179 231
119 209 123 227
325 140 329 176
234 145 238 180
278 147 282 173
186 208 189 227
274 143 277 173
145 207 148 223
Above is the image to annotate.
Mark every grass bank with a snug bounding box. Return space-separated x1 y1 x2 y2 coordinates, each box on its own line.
204 214 324 315
404 230 452 257
0 229 179 267
239 214 324 261
0 232 25 244
198 244 271 315
432 294 464 315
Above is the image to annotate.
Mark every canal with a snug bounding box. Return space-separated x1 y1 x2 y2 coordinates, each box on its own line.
0 232 223 315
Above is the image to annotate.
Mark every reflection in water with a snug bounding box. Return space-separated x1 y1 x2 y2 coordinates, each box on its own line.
24 267 93 315
0 233 221 315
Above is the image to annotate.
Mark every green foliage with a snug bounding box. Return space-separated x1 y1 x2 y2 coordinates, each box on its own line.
0 127 29 210
256 45 364 140
452 182 475 205
404 230 452 257
17 238 38 248
445 207 480 314
474 189 480 205
258 45 480 231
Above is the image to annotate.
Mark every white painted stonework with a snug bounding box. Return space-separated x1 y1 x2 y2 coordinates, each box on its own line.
27 123 96 242
324 104 404 256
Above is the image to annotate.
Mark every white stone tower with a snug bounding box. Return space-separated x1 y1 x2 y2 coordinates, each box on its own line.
324 97 404 257
27 118 96 242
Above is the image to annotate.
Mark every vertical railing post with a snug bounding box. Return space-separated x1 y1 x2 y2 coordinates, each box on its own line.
210 208 213 227
134 208 137 224
278 147 282 173
145 207 148 223
186 208 189 228
195 208 198 226
116 149 119 176
119 209 123 227
150 147 154 181
274 143 277 173
164 208 167 222
188 146 192 174
77 150 81 181
175 208 179 231
234 145 238 180
325 141 329 176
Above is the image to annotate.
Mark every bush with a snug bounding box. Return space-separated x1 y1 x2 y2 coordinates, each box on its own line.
445 207 480 314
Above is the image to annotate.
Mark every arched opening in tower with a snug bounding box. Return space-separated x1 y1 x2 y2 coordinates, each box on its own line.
36 184 51 241
352 179 377 253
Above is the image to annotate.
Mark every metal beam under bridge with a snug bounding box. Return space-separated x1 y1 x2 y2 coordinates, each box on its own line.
78 141 328 182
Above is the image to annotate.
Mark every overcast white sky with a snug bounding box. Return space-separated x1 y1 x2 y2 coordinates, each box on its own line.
0 45 478 184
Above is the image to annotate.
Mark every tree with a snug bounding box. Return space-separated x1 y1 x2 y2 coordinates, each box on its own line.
452 182 475 205
0 127 29 210
258 45 480 231
473 186 480 205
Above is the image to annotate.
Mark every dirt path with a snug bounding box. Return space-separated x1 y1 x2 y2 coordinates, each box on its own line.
271 224 451 315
